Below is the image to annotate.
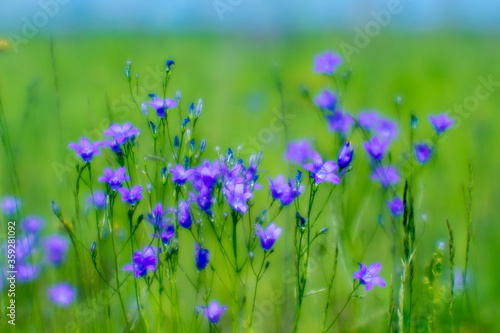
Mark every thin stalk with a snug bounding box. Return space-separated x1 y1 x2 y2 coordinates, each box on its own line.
324 284 360 332
108 194 132 331
321 244 339 332
129 210 147 332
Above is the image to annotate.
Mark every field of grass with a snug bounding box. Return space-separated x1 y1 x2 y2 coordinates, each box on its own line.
0 32 499 332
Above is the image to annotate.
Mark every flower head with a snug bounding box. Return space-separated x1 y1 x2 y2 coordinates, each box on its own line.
314 89 337 111
98 167 130 190
285 141 314 164
123 246 160 278
353 262 386 291
364 136 389 161
104 123 139 145
387 197 404 217
268 175 287 200
371 166 400 187
357 111 379 130
8 235 37 265
142 96 178 117
429 114 454 134
190 186 214 212
118 185 143 205
103 139 123 154
152 224 175 245
374 118 398 142
327 110 354 133
44 235 70 265
86 191 107 210
68 137 102 163
279 182 304 205
177 200 192 229
314 51 342 75
48 283 76 307
415 143 432 163
21 215 45 234
202 301 227 324
195 244 210 271
269 175 303 206
338 141 354 169
255 223 282 251
170 165 195 186
17 264 39 282
146 203 172 229
195 160 220 189
302 152 340 184
1 196 21 216
223 182 253 214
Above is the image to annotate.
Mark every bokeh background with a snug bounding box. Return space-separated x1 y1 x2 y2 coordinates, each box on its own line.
0 0 499 331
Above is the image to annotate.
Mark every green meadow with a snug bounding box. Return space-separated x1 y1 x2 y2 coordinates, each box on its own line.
0 32 498 332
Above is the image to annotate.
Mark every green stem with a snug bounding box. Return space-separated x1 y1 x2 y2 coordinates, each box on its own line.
324 284 360 332
129 210 147 332
232 211 240 333
109 194 132 331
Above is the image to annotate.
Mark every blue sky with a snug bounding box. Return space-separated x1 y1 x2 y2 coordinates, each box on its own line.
1 0 500 34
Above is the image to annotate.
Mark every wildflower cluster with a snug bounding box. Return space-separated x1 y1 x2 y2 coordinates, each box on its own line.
0 49 461 333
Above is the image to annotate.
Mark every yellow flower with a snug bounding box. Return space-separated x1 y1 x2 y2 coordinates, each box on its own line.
0 40 9 52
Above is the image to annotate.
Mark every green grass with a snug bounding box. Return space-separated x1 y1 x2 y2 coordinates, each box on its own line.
0 32 499 332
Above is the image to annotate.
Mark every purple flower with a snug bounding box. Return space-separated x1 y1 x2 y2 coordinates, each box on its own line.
364 136 389 161
314 51 342 75
142 97 178 117
190 186 214 212
371 166 400 187
17 264 39 282
353 263 386 291
1 196 21 216
104 123 139 145
268 175 287 200
48 283 76 307
284 141 314 164
147 203 172 229
195 160 221 189
21 215 44 233
123 246 160 278
13 235 37 262
43 235 69 265
86 191 107 210
269 176 304 206
302 152 340 184
98 167 130 190
387 197 404 217
170 165 195 186
118 185 143 205
68 137 102 163
223 182 253 214
103 138 125 155
357 111 379 130
327 110 354 133
374 118 398 142
177 200 192 229
195 244 210 271
314 89 337 111
256 223 282 251
202 301 227 324
338 141 354 169
429 114 454 134
280 183 304 205
152 224 175 245
415 143 432 163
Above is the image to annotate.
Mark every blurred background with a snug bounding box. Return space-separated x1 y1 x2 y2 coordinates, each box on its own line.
0 0 498 331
